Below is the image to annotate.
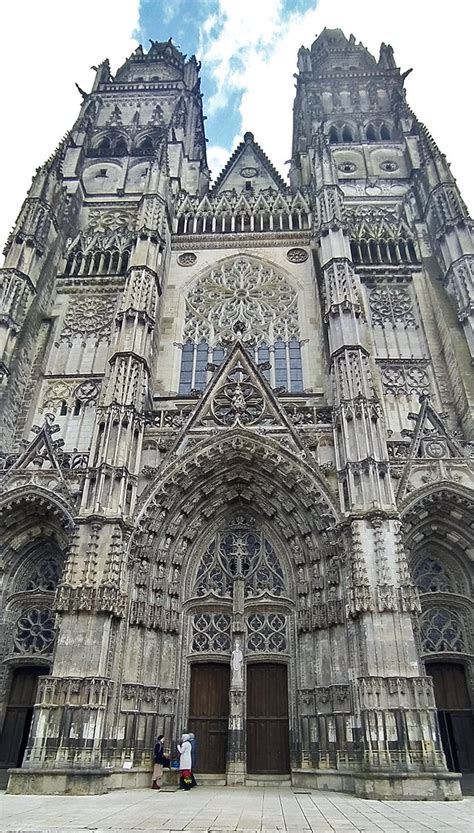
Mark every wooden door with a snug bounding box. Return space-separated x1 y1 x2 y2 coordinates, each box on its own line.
0 667 43 781
427 662 474 772
188 662 230 772
247 662 290 774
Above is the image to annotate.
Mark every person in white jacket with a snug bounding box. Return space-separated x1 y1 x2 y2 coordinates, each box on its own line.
177 733 193 790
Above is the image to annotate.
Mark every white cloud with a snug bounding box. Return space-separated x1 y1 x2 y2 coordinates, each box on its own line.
207 144 235 180
199 0 474 214
0 0 139 247
0 0 471 253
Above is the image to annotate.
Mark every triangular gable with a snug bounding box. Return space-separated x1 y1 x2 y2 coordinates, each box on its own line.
397 396 467 497
7 415 65 476
169 341 306 457
211 132 288 196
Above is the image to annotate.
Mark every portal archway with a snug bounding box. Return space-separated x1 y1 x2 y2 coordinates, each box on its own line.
128 430 341 782
402 485 474 780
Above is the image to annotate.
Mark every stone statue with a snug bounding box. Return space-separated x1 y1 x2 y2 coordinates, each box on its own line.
231 640 243 686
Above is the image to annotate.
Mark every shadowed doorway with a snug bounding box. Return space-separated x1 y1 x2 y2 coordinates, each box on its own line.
188 662 230 772
247 662 290 774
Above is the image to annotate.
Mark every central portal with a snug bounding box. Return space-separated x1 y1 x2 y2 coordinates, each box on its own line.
188 663 230 772
247 662 290 774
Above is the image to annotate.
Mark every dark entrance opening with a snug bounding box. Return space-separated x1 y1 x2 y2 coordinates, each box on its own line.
427 661 474 773
0 666 44 786
188 662 230 773
247 662 290 774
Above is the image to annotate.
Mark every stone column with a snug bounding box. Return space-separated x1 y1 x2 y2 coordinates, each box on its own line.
227 566 246 785
310 130 461 799
17 153 170 793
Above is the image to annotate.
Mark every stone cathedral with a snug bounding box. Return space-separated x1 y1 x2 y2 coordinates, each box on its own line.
0 28 473 799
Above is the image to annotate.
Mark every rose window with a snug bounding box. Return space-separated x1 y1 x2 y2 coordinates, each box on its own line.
14 608 56 655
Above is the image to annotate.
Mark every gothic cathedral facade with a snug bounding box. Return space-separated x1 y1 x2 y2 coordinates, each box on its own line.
0 29 473 799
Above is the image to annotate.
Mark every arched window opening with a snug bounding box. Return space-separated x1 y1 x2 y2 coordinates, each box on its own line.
193 521 286 600
97 137 111 156
59 400 68 416
179 340 195 394
92 251 101 273
111 250 120 273
73 399 81 416
398 239 407 261
328 126 339 144
274 338 288 390
26 558 61 592
194 341 209 391
179 258 303 394
407 240 417 263
388 240 398 263
413 557 456 594
380 123 392 141
288 338 303 392
420 608 466 654
65 253 75 275
342 125 353 142
380 241 390 264
366 124 377 142
369 240 378 263
113 138 128 156
138 136 154 155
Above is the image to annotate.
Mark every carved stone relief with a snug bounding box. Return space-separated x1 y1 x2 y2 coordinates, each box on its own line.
59 296 116 345
183 257 299 346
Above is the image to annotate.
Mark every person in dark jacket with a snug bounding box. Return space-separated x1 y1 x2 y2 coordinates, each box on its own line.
152 734 166 790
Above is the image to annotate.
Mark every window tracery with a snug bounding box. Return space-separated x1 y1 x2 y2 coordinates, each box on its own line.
179 257 303 393
14 608 55 655
25 558 61 592
246 612 287 653
412 557 457 594
419 607 466 654
193 520 285 600
191 612 231 653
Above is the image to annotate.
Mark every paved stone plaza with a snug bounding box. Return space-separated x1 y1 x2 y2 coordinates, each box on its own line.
1 787 473 833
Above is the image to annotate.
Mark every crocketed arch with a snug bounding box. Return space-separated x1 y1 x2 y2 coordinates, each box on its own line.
89 130 129 157
132 430 339 565
401 484 474 587
0 487 74 665
401 484 474 664
178 255 304 394
129 432 340 635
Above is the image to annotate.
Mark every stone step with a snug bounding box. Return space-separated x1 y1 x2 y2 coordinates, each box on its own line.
246 774 292 787
194 773 227 786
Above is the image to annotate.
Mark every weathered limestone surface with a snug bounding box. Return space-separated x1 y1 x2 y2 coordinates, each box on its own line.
0 31 473 799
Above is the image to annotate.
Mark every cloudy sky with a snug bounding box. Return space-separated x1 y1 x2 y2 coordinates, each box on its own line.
0 0 471 247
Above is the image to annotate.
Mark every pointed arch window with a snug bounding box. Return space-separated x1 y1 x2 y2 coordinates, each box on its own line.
178 257 303 395
419 607 466 654
193 521 286 600
342 125 354 142
366 124 377 142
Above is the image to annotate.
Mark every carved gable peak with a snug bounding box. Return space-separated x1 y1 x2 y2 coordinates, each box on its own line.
397 397 470 498
7 415 66 476
211 131 287 197
170 341 306 456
